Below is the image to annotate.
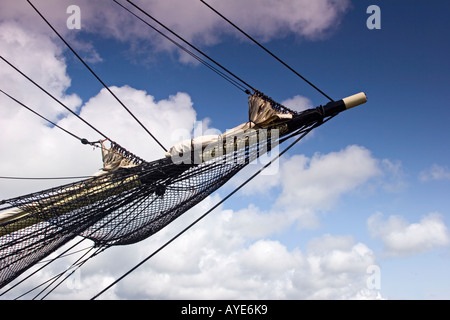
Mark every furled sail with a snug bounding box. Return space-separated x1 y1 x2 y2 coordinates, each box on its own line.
165 94 293 161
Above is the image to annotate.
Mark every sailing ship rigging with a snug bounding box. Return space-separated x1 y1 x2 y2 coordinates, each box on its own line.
0 0 367 298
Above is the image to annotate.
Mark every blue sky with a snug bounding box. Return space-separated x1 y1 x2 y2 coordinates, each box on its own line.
1 0 450 299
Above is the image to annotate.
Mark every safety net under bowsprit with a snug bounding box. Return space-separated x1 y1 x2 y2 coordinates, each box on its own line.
1 93 330 288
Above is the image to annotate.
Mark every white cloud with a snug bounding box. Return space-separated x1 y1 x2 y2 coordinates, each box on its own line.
208 0 350 41
307 234 375 273
378 159 408 192
276 145 381 212
227 145 382 231
65 85 197 159
419 164 450 182
37 231 378 300
367 212 450 256
0 19 198 199
281 95 313 112
0 84 198 199
0 20 86 196
0 21 81 119
1 0 350 63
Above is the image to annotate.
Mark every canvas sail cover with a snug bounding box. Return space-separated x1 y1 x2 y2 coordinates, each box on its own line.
165 95 293 159
100 140 141 172
0 141 140 226
248 94 293 126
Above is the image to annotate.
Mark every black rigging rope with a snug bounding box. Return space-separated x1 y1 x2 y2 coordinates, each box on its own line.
0 176 95 181
0 56 109 141
113 0 249 94
14 246 96 300
33 245 100 300
200 0 334 102
14 244 100 300
0 88 98 147
124 0 256 94
0 234 93 297
27 0 168 152
37 246 94 264
4 176 156 299
91 118 324 300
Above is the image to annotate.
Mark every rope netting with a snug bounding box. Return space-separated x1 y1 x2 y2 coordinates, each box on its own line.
0 98 326 289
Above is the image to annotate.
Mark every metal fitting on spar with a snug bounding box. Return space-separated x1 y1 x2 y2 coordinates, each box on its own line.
321 92 367 117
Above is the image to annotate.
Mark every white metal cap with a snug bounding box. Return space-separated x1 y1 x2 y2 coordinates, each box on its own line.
342 92 367 109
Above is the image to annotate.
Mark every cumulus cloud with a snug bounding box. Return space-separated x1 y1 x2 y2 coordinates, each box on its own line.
13 227 378 299
1 191 379 299
110 0 351 46
0 21 81 119
124 233 378 300
1 0 350 63
276 145 381 212
208 0 350 41
0 20 86 196
281 95 313 112
228 145 382 231
0 83 197 198
0 18 198 199
367 212 450 256
65 85 197 159
307 234 376 274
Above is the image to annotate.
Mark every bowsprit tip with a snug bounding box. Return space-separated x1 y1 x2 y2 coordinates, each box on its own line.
343 92 367 110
